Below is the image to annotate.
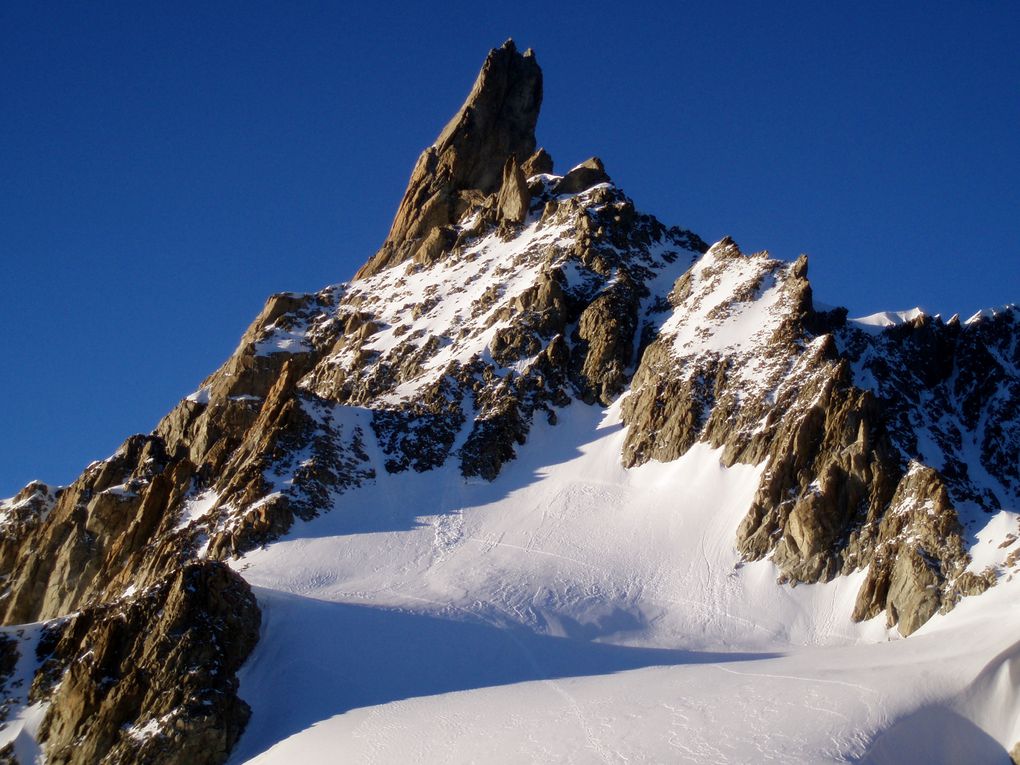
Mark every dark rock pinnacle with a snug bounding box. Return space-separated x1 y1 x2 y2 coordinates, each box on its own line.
355 39 545 280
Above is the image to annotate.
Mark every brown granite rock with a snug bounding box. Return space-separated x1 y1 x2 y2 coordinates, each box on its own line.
0 436 196 625
571 272 639 405
0 481 60 575
33 560 259 765
521 147 554 177
553 157 610 195
851 464 971 635
496 156 531 223
356 39 542 279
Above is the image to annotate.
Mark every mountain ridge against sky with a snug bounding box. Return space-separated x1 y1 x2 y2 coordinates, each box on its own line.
1 38 1019 765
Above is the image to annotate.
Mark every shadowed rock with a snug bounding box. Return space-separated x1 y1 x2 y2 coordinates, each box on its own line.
554 157 610 195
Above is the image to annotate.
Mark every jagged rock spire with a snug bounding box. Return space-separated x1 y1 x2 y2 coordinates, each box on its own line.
354 39 544 280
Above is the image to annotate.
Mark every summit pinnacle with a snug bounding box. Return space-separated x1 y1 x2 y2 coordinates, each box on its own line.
355 39 543 279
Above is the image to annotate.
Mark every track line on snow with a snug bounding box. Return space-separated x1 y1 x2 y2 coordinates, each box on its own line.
709 663 879 694
465 536 779 639
464 537 591 568
381 587 619 764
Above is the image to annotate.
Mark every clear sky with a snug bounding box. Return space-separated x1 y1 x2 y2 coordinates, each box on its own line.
1 1 1018 496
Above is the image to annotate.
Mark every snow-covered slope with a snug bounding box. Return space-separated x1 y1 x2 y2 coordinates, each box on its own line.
227 399 1020 764
201 206 1018 762
218 185 1019 759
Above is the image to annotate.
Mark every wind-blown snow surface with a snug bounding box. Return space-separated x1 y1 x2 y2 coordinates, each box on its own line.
228 401 1020 764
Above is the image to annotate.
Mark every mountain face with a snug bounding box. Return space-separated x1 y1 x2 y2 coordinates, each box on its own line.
2 40 1019 764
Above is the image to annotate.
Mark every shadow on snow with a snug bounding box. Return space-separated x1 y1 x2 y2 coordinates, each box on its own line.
230 590 780 763
857 706 1011 764
284 401 621 539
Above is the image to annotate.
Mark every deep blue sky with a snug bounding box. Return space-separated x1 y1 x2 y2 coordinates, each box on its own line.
2 2 1018 496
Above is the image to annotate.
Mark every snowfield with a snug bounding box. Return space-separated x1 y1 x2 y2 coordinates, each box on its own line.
227 401 1020 764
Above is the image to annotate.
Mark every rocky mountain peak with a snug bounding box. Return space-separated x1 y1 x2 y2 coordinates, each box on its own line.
355 40 544 280
2 43 1019 764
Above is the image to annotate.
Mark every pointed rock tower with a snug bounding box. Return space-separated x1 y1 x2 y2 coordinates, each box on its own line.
355 39 544 279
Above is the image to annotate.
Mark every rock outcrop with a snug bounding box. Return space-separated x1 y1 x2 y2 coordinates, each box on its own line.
521 147 554 177
554 157 610 195
0 481 60 577
355 39 542 280
32 561 259 765
850 463 981 635
496 156 530 223
0 435 195 625
620 239 1014 635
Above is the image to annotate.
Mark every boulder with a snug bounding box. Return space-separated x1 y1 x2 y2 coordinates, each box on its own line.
521 147 554 177
553 157 610 195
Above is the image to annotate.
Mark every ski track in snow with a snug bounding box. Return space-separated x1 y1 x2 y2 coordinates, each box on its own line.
224 399 1020 764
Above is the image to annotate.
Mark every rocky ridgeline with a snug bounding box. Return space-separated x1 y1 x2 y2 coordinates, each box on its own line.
836 307 1019 628
0 39 1018 763
620 240 1015 634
